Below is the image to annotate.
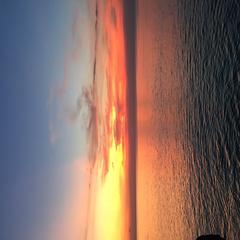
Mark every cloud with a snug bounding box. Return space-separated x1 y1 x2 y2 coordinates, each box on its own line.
49 129 60 144
46 159 90 240
48 1 97 143
46 1 100 239
111 6 117 27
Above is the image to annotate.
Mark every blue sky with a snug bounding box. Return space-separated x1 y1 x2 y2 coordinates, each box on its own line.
0 1 94 239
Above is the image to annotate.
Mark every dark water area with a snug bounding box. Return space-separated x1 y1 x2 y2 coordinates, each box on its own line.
136 0 240 239
178 0 240 238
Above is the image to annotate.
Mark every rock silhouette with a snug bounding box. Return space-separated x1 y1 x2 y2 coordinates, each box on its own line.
196 235 225 240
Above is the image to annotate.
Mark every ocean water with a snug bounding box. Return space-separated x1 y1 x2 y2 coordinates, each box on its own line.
136 0 240 239
178 1 240 238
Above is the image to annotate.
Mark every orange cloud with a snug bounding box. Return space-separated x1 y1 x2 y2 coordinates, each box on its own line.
85 0 132 239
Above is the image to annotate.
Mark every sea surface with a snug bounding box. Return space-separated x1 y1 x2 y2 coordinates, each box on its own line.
136 0 240 239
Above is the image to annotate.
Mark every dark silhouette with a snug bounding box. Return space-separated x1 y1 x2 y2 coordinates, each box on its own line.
196 235 225 240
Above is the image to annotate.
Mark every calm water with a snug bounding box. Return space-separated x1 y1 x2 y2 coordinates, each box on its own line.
137 0 240 239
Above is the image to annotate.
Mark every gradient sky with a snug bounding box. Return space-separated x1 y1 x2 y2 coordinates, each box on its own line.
0 1 95 239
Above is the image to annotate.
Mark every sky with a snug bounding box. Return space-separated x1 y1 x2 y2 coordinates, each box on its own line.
0 1 95 239
0 1 136 239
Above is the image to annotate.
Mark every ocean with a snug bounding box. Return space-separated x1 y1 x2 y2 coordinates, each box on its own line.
136 0 240 239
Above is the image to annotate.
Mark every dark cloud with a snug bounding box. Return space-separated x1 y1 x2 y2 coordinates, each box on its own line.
111 6 117 27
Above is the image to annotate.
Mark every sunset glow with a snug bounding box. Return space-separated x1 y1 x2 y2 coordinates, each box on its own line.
87 0 130 239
